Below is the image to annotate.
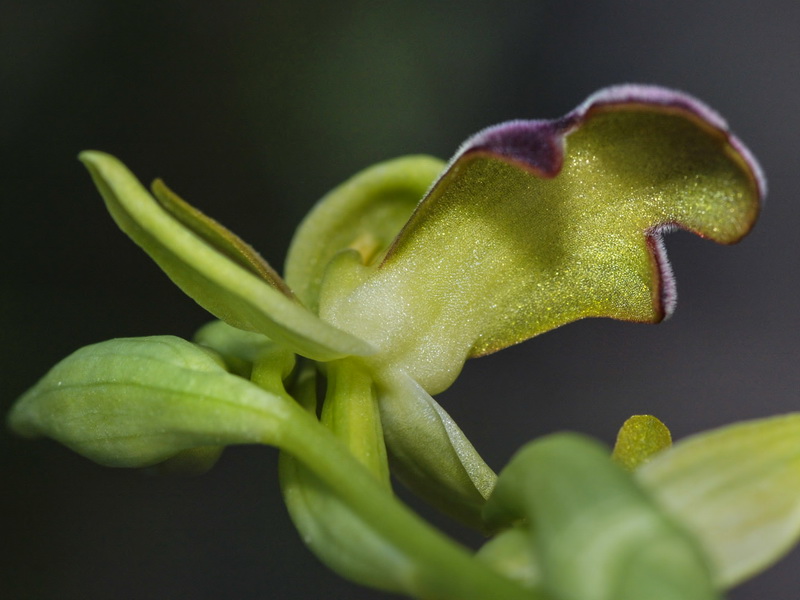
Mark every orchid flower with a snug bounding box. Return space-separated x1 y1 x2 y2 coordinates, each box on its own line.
11 85 800 600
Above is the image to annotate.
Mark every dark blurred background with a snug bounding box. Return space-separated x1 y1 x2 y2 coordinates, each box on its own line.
2 1 798 598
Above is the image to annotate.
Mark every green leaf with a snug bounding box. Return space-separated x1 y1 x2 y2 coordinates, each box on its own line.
612 414 672 470
323 86 763 394
484 433 718 600
636 414 800 587
7 336 291 467
79 151 374 362
285 155 445 311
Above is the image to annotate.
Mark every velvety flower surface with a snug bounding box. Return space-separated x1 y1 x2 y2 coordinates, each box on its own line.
13 85 799 600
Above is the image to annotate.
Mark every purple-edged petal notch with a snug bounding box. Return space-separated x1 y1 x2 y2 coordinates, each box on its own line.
324 85 763 393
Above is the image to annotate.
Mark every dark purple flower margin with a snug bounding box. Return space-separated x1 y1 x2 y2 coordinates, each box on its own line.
455 84 766 197
418 84 766 320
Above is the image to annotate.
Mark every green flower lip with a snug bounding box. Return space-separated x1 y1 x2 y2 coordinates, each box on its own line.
380 84 764 325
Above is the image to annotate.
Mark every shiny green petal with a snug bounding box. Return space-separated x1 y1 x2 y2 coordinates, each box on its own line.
7 336 290 467
79 151 374 361
285 155 445 311
324 87 762 393
612 414 672 470
377 369 496 530
637 414 800 588
485 433 717 600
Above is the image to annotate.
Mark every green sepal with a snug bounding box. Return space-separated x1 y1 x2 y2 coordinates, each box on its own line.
612 414 672 470
637 413 800 587
285 155 445 311
79 151 374 362
7 336 290 467
484 433 717 600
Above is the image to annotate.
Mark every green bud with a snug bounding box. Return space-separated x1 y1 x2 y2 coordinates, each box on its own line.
8 336 289 467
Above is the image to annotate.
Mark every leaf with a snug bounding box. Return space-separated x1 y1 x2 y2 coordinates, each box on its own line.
285 155 445 311
636 414 800 588
484 433 718 600
79 151 374 361
323 85 764 394
612 414 672 470
7 336 292 467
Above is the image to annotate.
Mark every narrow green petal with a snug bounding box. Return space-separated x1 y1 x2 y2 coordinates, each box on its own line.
637 414 800 587
7 336 290 467
612 414 672 470
285 155 445 311
79 151 374 361
324 86 762 393
152 178 294 297
377 369 496 530
485 433 717 600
